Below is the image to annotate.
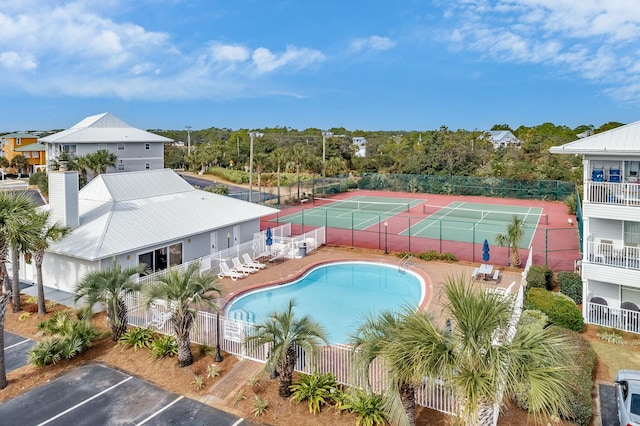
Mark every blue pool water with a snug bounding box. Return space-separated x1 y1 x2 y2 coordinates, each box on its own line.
225 261 425 345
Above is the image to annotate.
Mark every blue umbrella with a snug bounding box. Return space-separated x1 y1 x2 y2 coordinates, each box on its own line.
265 227 273 248
482 239 490 263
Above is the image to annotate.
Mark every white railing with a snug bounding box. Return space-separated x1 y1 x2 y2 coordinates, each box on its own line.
585 240 640 270
585 302 640 334
123 283 457 416
585 181 640 206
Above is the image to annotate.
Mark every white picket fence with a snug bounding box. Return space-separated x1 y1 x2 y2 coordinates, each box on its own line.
125 239 529 422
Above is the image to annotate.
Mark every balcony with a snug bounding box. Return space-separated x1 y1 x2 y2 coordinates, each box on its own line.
585 181 640 206
585 240 640 270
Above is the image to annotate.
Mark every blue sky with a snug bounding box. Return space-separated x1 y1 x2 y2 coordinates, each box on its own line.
1 0 639 133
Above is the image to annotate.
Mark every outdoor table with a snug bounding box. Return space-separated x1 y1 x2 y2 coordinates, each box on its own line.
478 264 493 280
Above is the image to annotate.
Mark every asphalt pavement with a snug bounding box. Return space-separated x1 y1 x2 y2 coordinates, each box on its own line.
3 331 35 372
0 363 253 426
180 174 276 203
600 383 620 426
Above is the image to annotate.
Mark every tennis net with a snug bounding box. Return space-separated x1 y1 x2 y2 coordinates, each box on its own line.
422 204 548 225
313 197 411 213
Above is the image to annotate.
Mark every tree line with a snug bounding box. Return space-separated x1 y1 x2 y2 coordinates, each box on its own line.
158 121 624 186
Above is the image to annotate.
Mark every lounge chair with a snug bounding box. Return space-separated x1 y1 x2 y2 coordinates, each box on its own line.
243 253 266 270
232 257 257 274
217 261 244 281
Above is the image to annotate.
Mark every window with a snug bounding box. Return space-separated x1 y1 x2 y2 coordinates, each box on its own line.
117 163 125 171
145 143 150 150
16 138 21 145
138 243 182 273
145 163 150 170
61 144 76 154
117 143 125 151
98 144 107 151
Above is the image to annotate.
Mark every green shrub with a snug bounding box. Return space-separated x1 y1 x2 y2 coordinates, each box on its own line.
202 185 229 195
289 371 338 414
564 194 577 215
526 265 554 290
28 320 98 367
149 335 178 358
118 327 155 351
340 390 387 426
395 250 458 262
558 271 582 304
555 327 595 426
525 288 584 331
517 309 549 331
597 332 625 345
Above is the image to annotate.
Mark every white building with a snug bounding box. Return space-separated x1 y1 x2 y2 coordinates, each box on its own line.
483 130 521 149
18 168 277 292
41 112 171 173
550 121 640 333
353 137 367 157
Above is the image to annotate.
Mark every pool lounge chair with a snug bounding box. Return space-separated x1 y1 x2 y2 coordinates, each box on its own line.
243 253 266 270
217 261 244 281
232 257 257 274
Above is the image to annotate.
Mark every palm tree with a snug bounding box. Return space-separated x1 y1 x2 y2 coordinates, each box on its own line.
244 299 328 398
74 258 147 341
142 263 223 367
0 290 11 389
10 155 29 177
289 143 307 200
87 150 117 176
30 211 70 315
270 148 286 205
495 215 525 267
350 311 417 425
0 192 38 311
358 277 574 426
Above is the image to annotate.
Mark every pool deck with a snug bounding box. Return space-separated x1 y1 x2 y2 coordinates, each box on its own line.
217 245 524 325
202 245 524 410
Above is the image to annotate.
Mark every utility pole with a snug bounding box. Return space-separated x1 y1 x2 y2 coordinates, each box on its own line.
185 126 192 156
248 131 263 203
321 131 333 195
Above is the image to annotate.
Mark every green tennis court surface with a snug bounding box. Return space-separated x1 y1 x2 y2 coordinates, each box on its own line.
276 195 423 230
400 201 543 247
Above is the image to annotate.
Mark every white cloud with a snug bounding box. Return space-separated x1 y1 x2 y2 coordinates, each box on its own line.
350 36 396 53
0 1 326 100
252 46 325 74
444 0 640 102
0 51 38 70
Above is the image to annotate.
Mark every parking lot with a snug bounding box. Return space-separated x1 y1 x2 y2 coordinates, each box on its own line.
0 363 253 426
4 331 36 373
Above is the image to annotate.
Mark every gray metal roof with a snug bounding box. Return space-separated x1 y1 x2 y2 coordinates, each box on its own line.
1 132 38 139
14 143 46 152
40 113 173 144
550 120 640 155
45 169 278 260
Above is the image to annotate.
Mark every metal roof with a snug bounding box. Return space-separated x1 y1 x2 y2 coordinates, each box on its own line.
14 143 46 152
1 133 38 139
45 169 278 260
40 112 172 144
550 120 640 155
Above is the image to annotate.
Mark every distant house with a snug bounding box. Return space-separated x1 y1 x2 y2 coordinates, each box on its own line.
41 112 172 173
353 137 368 157
1 132 47 174
482 130 521 149
15 168 278 292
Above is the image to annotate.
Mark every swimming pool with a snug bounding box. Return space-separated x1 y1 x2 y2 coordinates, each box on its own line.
225 261 426 345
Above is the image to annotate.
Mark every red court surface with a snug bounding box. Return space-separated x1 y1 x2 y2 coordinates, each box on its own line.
262 190 580 272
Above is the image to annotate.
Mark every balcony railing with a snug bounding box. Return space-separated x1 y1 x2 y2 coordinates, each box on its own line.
585 181 640 206
586 302 640 334
585 240 640 270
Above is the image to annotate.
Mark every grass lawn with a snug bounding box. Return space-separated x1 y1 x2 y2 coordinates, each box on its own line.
584 325 640 382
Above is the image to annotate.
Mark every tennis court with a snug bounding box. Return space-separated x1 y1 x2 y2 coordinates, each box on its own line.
401 201 545 248
276 195 423 230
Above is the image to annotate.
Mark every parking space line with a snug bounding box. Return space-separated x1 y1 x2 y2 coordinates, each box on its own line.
5 339 30 350
36 376 133 426
135 395 184 425
231 419 245 426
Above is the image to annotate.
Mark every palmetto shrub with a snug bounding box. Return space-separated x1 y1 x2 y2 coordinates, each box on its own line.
29 319 98 367
150 335 178 358
340 390 387 426
118 327 155 351
289 371 338 414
